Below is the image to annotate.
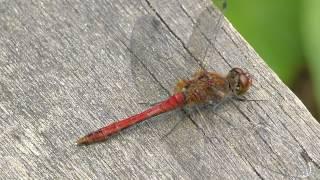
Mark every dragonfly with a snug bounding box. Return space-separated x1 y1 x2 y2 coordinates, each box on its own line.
75 0 255 145
76 1 312 178
77 67 252 145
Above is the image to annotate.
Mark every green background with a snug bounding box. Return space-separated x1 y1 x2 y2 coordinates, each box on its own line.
219 0 320 119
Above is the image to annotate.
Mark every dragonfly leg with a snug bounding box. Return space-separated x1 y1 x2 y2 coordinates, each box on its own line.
160 116 185 140
233 96 267 102
208 99 228 112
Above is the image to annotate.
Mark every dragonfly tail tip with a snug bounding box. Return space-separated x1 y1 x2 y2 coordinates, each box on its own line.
76 136 89 146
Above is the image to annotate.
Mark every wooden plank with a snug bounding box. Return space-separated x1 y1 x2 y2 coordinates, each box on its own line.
0 0 319 179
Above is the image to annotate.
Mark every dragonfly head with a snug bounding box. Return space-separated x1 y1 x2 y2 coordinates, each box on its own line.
227 68 252 96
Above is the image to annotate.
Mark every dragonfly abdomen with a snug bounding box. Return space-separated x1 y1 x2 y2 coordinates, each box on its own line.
77 93 186 145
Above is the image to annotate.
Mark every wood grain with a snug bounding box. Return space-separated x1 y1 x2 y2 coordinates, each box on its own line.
0 0 319 179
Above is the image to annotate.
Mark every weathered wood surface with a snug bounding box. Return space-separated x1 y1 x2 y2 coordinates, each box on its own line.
1 0 320 179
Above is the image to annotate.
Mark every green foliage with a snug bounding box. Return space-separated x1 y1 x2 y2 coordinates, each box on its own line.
223 0 304 85
301 0 320 112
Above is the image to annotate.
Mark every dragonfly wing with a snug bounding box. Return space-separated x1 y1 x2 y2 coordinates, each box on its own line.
129 16 171 101
186 4 226 71
129 15 199 101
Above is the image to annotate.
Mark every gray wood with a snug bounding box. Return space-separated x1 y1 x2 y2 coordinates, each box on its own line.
0 0 319 179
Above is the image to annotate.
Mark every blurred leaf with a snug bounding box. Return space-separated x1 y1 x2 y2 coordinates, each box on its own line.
301 0 320 114
223 0 304 85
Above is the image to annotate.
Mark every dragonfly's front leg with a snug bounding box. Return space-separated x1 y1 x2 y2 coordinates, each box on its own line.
233 96 267 102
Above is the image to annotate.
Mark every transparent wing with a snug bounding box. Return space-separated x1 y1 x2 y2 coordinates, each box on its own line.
129 16 199 102
186 1 226 71
129 1 227 100
129 16 169 102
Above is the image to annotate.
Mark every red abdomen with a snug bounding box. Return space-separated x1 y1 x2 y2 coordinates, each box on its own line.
77 93 186 145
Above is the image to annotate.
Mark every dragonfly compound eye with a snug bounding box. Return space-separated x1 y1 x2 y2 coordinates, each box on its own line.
237 72 252 95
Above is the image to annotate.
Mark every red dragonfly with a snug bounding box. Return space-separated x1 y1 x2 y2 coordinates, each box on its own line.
77 68 252 145
76 2 252 145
